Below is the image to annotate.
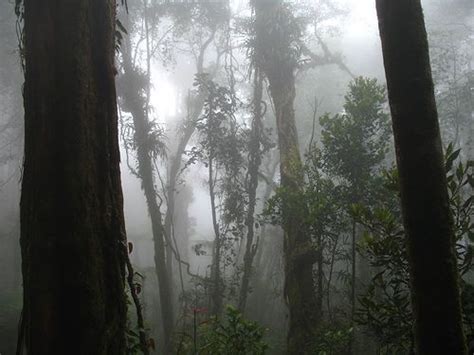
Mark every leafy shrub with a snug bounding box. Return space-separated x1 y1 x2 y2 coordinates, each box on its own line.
313 323 353 355
198 305 268 355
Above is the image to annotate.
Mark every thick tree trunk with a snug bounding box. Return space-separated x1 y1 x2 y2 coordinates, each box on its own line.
20 0 127 353
270 67 317 354
119 35 174 352
376 1 466 354
254 1 318 352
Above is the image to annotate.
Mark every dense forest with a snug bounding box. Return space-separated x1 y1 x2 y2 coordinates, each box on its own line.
0 0 473 354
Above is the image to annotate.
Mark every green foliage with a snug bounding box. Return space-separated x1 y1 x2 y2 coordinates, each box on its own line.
354 197 412 353
126 326 144 355
253 1 304 75
312 323 353 355
190 74 247 227
198 306 268 355
186 75 251 303
319 77 390 202
263 78 391 329
124 269 152 355
354 146 474 353
266 77 390 220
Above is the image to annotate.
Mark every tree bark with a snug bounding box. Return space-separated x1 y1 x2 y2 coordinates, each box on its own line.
254 1 318 352
20 0 127 353
376 1 466 354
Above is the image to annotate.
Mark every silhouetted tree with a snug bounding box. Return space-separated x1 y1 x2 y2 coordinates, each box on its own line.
18 0 128 353
376 0 466 353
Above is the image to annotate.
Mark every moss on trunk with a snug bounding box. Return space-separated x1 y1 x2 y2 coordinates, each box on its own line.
254 1 319 352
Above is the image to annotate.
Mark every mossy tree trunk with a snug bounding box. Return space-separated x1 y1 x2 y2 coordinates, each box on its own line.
20 0 127 353
254 1 318 352
119 31 174 353
376 1 467 354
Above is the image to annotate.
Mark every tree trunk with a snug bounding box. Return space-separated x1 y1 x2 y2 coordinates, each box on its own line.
238 69 264 313
254 1 318 352
376 1 467 354
351 219 356 321
164 94 204 279
208 155 224 316
20 0 127 353
163 27 217 278
316 233 323 322
119 31 174 353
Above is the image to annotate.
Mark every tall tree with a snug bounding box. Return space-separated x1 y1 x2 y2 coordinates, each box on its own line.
319 76 390 318
238 69 264 313
163 19 220 279
18 0 128 353
376 1 466 354
118 13 174 352
254 1 318 352
189 76 246 316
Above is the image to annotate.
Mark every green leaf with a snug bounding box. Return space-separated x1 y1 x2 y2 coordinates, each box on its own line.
446 148 461 172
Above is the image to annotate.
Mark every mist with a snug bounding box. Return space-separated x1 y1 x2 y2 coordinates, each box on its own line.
0 0 473 354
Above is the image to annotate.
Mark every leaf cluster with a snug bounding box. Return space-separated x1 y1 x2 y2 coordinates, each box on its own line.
312 322 353 355
198 305 268 355
253 2 305 76
319 77 390 202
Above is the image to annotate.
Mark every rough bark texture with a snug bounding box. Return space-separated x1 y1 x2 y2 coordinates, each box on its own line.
119 35 174 353
255 1 318 352
20 0 127 353
376 1 467 354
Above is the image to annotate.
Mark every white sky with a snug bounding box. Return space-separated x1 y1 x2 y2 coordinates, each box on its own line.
348 0 378 36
